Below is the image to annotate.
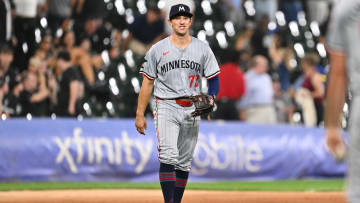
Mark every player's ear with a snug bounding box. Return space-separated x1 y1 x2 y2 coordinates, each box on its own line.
167 19 172 26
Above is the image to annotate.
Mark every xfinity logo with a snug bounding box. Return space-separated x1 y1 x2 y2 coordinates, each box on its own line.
179 6 185 11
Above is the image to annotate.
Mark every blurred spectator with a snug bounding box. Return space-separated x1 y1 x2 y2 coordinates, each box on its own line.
234 23 254 52
60 30 95 85
221 0 245 26
279 0 303 23
36 56 57 111
0 44 12 115
250 15 270 58
10 56 57 117
299 53 325 126
55 50 84 117
0 44 17 89
254 0 277 22
27 56 42 73
74 17 111 54
38 34 53 58
238 55 277 124
238 50 252 71
35 33 56 69
273 78 294 123
103 0 127 33
13 0 46 70
75 0 105 21
0 79 7 115
0 45 12 83
269 32 295 91
295 84 316 126
0 0 14 44
124 6 166 55
15 71 49 117
0 44 22 117
45 0 74 36
214 50 246 120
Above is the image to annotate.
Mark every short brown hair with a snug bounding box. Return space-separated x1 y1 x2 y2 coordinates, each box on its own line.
301 53 320 67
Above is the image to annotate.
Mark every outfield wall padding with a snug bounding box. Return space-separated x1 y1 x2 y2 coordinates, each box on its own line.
0 119 346 181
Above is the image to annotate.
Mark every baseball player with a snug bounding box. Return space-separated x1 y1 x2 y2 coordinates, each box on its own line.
325 0 360 202
135 4 220 203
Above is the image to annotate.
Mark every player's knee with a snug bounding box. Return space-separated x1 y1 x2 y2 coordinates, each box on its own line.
159 158 177 166
159 149 178 165
175 164 191 172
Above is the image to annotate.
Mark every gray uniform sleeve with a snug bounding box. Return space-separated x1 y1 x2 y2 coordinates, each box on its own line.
203 45 220 79
327 0 360 52
139 48 157 80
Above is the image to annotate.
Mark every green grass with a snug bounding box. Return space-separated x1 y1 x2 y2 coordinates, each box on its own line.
187 179 345 192
0 179 344 192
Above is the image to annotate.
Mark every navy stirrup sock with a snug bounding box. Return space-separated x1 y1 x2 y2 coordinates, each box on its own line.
174 170 189 203
159 163 176 203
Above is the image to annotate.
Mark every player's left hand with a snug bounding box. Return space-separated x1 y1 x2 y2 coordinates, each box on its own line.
190 95 215 118
135 115 147 135
207 96 216 121
209 96 214 105
325 127 346 161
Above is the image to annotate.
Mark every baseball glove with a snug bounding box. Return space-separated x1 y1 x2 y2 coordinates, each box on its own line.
190 95 214 117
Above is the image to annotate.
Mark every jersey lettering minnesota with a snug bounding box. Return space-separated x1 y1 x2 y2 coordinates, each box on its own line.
140 37 220 99
160 60 201 74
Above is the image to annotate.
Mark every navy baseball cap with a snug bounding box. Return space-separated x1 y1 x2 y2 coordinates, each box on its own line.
169 4 193 20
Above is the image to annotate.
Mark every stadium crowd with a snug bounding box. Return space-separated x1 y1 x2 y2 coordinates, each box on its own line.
0 0 336 126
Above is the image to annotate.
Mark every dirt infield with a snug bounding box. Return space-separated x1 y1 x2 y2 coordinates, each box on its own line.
0 189 346 203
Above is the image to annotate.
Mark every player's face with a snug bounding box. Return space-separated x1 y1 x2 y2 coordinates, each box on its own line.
168 15 192 36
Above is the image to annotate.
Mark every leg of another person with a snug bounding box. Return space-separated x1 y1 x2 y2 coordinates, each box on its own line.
347 97 360 203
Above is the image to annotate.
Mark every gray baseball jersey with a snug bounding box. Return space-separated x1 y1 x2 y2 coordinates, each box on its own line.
140 36 220 99
139 36 219 171
327 0 360 202
327 0 360 96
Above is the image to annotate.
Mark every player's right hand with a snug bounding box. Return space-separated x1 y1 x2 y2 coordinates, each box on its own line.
325 128 346 161
135 115 147 135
